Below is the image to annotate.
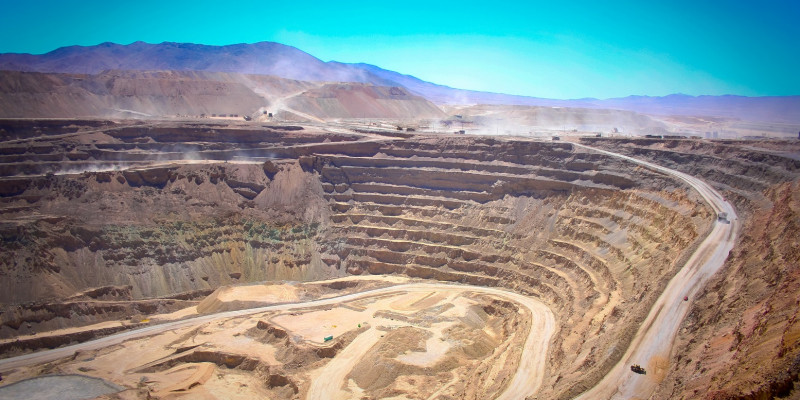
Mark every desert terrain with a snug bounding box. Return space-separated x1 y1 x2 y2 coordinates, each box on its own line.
0 40 798 400
0 114 795 400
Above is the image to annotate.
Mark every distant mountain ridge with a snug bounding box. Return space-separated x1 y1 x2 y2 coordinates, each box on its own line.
1 41 798 123
0 41 389 84
0 69 444 120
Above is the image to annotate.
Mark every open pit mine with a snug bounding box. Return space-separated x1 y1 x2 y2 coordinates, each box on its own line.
0 118 798 400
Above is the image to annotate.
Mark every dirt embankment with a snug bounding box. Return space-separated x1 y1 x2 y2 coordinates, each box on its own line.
1 123 761 399
579 138 800 213
654 180 800 400
0 158 335 304
581 138 800 399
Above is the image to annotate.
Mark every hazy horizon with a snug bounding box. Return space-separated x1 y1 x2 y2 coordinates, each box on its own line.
2 0 798 99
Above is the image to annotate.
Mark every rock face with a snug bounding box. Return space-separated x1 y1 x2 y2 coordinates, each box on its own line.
0 160 334 303
1 120 797 399
581 138 800 400
0 120 709 398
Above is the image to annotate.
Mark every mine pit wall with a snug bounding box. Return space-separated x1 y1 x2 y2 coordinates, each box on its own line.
579 137 800 214
0 122 373 177
0 132 717 398
581 138 800 399
304 137 713 399
0 159 342 336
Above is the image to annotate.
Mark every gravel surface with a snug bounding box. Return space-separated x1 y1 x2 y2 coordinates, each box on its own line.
0 374 124 400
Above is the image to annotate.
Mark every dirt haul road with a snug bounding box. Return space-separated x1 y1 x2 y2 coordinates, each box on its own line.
573 142 738 400
306 284 556 400
0 283 555 400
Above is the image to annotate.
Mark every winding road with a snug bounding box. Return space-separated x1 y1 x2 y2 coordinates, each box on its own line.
305 285 555 400
0 283 555 400
573 142 738 399
0 141 737 400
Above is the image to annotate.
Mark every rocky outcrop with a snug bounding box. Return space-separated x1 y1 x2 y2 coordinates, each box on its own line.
0 156 335 308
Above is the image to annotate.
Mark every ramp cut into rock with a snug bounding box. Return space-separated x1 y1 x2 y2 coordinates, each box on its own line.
572 142 738 399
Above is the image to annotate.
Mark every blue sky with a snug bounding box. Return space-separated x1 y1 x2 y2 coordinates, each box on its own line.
1 0 797 99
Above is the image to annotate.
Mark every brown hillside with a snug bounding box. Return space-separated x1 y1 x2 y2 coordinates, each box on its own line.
284 83 445 119
0 70 267 118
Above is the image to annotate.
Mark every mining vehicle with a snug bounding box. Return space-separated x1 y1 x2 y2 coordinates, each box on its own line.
630 364 646 374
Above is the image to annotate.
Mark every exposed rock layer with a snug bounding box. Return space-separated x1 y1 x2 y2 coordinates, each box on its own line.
581 138 800 400
4 121 795 399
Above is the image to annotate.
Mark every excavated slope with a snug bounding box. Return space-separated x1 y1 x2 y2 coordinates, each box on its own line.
309 136 711 398
0 120 717 398
581 137 800 400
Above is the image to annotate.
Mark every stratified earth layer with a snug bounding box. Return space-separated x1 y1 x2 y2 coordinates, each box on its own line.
0 119 798 399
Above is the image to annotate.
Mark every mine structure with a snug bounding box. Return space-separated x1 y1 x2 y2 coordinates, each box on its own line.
0 119 797 399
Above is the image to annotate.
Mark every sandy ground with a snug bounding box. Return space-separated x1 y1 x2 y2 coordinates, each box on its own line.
0 130 752 399
0 374 124 400
0 280 554 399
197 283 302 314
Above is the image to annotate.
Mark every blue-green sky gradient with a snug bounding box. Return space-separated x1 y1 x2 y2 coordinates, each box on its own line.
1 0 797 99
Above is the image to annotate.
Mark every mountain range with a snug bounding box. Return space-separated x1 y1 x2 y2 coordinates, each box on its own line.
1 41 798 124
